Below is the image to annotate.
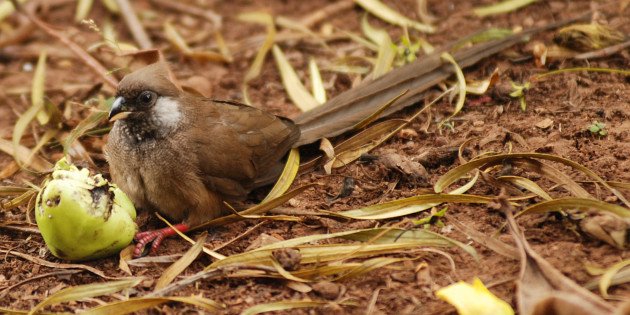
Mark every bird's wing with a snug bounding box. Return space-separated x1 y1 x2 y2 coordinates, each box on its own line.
188 99 300 198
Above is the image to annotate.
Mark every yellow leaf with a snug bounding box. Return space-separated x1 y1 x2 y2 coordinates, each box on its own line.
242 300 329 315
154 233 207 290
82 296 223 314
599 259 630 298
262 148 300 203
439 52 466 124
29 278 142 315
309 58 326 104
272 45 319 111
240 12 276 82
75 0 93 22
354 0 434 33
436 277 514 315
473 0 538 17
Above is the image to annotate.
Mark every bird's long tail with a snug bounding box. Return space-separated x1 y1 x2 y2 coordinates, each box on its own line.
294 13 590 146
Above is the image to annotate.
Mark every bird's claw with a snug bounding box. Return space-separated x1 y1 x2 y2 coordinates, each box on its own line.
133 223 189 258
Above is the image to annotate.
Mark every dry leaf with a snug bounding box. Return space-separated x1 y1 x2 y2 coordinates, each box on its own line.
535 118 553 129
499 198 614 315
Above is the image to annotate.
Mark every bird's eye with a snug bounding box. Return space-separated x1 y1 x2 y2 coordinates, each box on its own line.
137 91 156 106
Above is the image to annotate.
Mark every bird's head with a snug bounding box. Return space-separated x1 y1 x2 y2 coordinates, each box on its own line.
109 63 183 128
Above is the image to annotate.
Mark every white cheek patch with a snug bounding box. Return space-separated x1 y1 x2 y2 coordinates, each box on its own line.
153 97 182 128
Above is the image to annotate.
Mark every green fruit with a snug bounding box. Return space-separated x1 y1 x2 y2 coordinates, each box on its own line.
35 158 137 261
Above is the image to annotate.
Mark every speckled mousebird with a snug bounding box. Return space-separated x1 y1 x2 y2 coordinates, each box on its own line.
105 63 299 257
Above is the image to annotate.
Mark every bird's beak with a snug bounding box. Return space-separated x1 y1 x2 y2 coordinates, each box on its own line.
109 96 131 122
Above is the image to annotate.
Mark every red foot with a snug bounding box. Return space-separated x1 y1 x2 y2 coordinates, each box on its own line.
133 223 189 258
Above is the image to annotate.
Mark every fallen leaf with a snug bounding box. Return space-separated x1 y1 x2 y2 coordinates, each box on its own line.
535 118 554 129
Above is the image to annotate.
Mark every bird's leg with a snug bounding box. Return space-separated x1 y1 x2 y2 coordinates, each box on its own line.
133 223 189 257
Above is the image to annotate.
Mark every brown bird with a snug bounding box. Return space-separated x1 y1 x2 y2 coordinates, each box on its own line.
105 63 300 257
105 18 581 257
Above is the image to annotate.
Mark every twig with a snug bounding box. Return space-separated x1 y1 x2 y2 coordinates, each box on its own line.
115 0 153 49
301 0 355 28
150 0 222 29
0 20 35 48
575 39 630 59
0 270 81 299
211 221 266 252
9 0 118 88
0 222 40 234
146 265 276 297
0 249 114 279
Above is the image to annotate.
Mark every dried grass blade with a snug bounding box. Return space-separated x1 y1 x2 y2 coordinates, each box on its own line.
209 228 476 271
450 218 518 259
213 31 233 62
28 128 57 163
191 185 315 230
33 51 50 125
498 175 552 201
333 192 490 220
63 111 108 155
270 258 309 283
75 0 93 22
83 296 223 314
511 159 591 199
360 14 394 78
332 119 405 168
372 37 395 78
12 51 47 169
211 241 472 272
0 0 27 22
435 153 629 207
352 90 407 130
1 189 36 210
272 45 319 111
0 307 57 315
515 198 630 218
156 214 225 260
0 139 51 172
585 268 630 292
118 245 133 275
239 12 276 104
0 249 110 279
163 21 192 54
309 58 326 104
331 89 447 168
0 186 31 197
502 198 614 315
262 148 299 204
334 257 406 280
241 300 329 315
240 12 276 83
100 0 119 13
102 19 137 52
28 278 142 315
416 0 437 24
342 30 379 51
599 260 630 298
466 68 499 95
473 0 538 17
534 67 630 80
439 52 466 123
259 227 476 258
355 0 434 33
154 233 207 290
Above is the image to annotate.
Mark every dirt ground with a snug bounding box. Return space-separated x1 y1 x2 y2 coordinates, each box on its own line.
1 0 629 314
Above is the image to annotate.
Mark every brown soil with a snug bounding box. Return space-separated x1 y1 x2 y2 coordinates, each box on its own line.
1 0 629 314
